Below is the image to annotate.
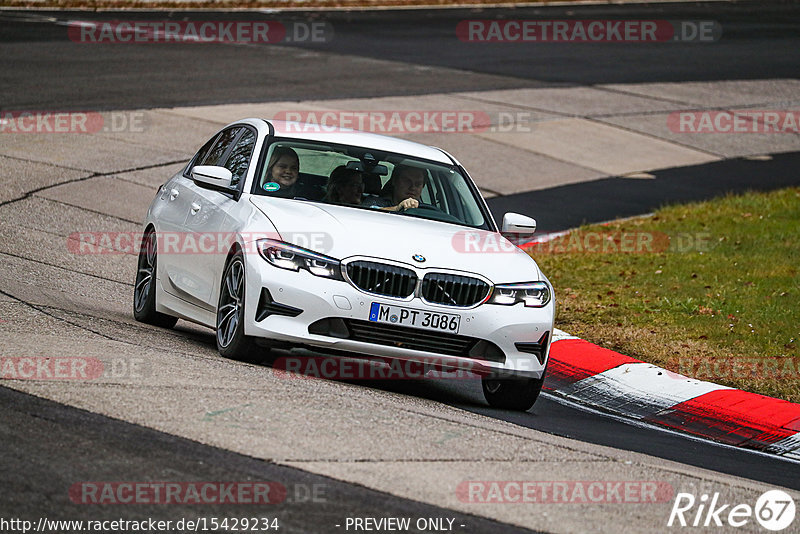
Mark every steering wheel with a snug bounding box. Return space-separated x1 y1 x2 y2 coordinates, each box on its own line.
405 203 441 213
403 204 462 224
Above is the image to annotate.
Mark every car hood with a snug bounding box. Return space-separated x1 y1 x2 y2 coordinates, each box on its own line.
249 197 541 283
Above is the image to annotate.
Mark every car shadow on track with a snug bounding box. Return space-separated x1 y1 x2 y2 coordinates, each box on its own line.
488 151 800 231
264 347 493 409
156 322 800 490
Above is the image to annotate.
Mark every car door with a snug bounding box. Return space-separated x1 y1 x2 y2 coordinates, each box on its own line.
156 133 219 301
182 126 257 308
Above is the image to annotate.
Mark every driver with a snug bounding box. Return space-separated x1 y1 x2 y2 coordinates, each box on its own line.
363 164 424 212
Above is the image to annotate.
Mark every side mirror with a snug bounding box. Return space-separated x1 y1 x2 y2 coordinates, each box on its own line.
501 212 537 235
191 165 234 190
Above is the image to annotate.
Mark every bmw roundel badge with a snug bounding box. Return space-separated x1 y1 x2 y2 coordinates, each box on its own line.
412 254 426 263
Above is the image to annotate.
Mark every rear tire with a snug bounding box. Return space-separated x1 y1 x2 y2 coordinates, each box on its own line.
133 228 178 329
216 250 260 362
482 375 544 411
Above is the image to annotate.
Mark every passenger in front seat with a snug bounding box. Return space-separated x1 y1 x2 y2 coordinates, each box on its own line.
262 146 322 200
263 146 300 198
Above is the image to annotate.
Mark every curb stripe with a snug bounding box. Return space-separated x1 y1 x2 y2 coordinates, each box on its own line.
546 336 800 458
644 389 800 451
765 433 800 460
559 363 729 420
544 338 639 391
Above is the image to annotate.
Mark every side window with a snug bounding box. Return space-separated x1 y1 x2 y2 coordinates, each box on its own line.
186 134 219 176
202 127 242 167
222 129 256 188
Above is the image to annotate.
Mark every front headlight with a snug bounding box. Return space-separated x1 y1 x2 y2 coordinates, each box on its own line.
256 239 343 280
487 282 551 308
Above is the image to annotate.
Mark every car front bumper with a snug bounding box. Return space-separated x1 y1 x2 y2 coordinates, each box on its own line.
243 251 554 379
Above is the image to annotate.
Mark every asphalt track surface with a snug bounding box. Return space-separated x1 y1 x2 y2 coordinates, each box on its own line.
320 373 800 491
2 1 800 531
1 387 538 533
2 1 800 110
488 151 800 231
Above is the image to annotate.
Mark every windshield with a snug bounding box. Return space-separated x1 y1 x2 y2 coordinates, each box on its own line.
253 138 492 230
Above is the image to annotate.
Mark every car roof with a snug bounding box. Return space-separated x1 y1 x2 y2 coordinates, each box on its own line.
261 119 455 165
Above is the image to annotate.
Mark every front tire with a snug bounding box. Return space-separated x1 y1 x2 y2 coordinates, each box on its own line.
216 250 259 362
133 229 178 328
482 375 544 411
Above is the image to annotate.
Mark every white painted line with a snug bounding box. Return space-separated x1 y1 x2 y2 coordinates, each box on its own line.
765 433 800 460
551 328 579 342
559 362 731 419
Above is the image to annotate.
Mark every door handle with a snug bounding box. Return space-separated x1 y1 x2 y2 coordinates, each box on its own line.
169 188 179 201
190 202 201 215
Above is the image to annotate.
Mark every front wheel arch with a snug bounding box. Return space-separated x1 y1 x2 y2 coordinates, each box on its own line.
215 246 260 362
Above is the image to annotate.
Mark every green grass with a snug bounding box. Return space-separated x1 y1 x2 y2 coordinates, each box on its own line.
534 187 800 402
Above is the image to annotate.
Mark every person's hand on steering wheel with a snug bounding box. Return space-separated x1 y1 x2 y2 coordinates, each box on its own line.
395 198 419 211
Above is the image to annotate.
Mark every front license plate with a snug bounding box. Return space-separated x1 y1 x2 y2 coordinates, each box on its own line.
369 302 461 334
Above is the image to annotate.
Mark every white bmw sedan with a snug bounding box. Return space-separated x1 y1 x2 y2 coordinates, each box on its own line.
134 118 554 410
